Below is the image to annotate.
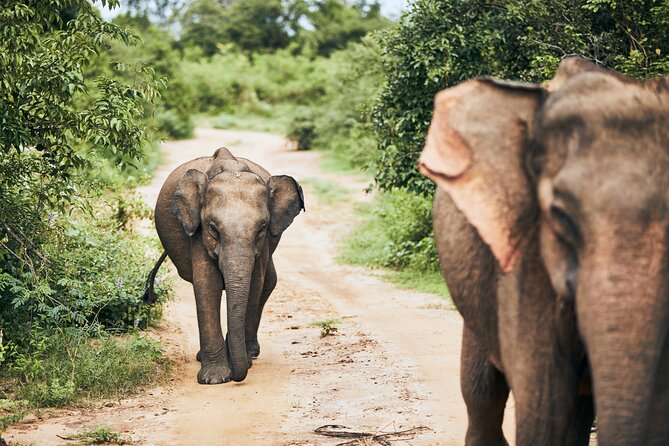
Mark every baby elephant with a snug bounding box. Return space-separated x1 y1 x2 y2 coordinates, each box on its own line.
144 147 304 384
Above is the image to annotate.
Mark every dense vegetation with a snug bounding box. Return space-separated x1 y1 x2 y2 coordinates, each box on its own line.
373 0 669 196
0 0 170 421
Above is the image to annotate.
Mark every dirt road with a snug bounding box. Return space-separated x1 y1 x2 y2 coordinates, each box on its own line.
6 129 514 445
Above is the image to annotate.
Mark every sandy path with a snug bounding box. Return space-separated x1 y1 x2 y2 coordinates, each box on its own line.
5 128 514 445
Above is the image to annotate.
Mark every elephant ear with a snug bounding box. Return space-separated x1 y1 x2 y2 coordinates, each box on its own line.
171 169 208 236
419 78 545 273
268 175 305 236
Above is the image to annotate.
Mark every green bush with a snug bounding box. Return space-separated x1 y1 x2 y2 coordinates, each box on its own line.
155 107 195 139
339 188 438 271
15 334 170 407
287 109 317 150
339 189 448 297
308 39 383 170
0 202 170 388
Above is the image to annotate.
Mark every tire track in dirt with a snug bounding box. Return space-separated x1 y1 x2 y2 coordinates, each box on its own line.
5 128 514 445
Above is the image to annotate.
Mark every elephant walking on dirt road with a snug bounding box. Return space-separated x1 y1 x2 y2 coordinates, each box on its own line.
420 57 669 445
144 147 304 384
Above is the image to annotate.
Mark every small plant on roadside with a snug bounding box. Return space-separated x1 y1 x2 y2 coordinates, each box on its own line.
311 319 341 337
75 425 129 445
0 409 26 434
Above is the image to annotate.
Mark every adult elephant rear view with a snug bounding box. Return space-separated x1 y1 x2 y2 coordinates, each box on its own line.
420 57 669 445
144 147 304 384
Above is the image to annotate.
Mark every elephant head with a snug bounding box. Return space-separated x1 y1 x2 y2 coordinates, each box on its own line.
171 158 304 382
420 57 669 444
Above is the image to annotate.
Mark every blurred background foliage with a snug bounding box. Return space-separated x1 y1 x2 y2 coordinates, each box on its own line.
2 0 669 416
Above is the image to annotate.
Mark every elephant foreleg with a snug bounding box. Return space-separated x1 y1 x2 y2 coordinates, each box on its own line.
192 243 230 384
461 325 509 446
246 258 277 359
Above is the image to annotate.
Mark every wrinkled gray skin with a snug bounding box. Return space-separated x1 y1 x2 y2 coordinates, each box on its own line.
152 147 304 384
419 57 669 445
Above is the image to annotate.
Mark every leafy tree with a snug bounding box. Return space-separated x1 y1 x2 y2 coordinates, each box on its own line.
371 0 669 195
176 0 389 57
304 0 388 56
0 0 165 371
222 0 293 54
124 0 188 23
178 0 292 56
176 0 228 57
112 13 195 137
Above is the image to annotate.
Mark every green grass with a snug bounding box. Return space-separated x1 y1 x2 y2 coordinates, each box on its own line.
74 426 129 445
0 335 170 439
195 102 296 135
319 150 367 175
8 335 171 409
338 195 451 300
299 178 350 206
386 269 451 297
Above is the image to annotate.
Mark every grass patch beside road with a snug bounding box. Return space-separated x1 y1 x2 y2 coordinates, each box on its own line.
338 191 451 300
8 335 171 409
300 178 350 206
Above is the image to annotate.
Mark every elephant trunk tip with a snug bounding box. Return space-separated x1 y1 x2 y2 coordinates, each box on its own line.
229 368 249 382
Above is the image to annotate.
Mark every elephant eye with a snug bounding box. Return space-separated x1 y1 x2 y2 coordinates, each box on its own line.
208 222 219 239
550 205 580 248
256 222 267 238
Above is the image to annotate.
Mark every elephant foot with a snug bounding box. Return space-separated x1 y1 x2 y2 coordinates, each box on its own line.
197 360 231 385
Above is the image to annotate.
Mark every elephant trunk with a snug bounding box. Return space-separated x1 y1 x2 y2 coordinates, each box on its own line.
219 251 254 382
577 230 669 445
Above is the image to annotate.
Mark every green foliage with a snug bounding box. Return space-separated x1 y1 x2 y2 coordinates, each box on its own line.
12 334 169 408
180 49 327 113
154 108 195 139
109 13 194 139
308 39 383 170
175 0 388 57
0 1 171 410
74 425 129 445
299 178 350 205
0 408 26 434
339 188 438 271
177 0 229 57
188 39 383 170
310 319 340 337
303 0 389 56
338 190 450 298
0 206 169 391
371 0 669 195
0 1 162 192
219 0 292 54
287 109 318 150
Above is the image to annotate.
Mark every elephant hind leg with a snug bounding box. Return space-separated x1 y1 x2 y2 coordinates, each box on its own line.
461 325 509 446
565 393 594 446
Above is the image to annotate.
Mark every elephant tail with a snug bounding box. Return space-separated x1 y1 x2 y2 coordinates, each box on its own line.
142 251 168 304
